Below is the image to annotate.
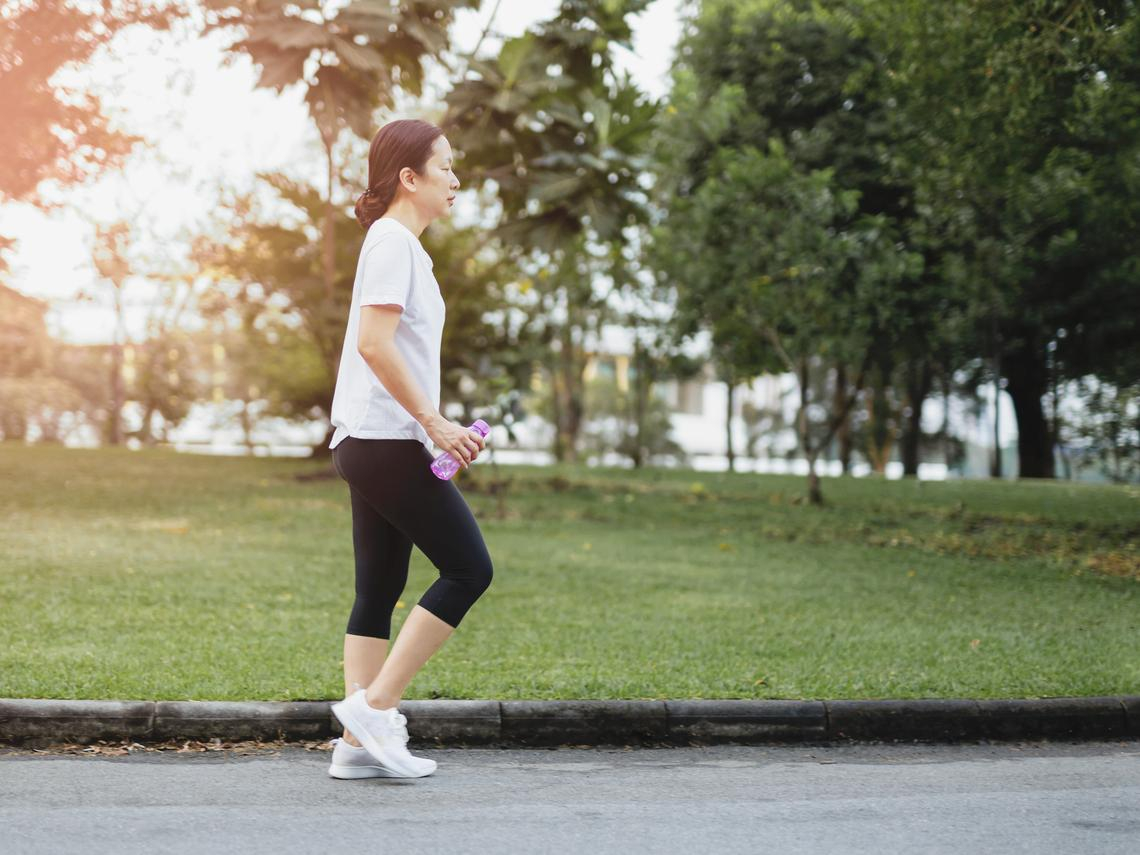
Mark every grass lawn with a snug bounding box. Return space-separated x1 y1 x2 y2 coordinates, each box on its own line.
0 442 1136 702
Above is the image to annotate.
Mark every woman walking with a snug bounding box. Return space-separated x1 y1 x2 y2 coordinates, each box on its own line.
327 119 492 779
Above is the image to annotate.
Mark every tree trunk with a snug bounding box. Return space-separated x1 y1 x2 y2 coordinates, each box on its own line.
555 323 583 463
866 380 893 474
900 359 933 477
317 132 340 420
103 281 129 446
108 330 124 447
990 349 1002 478
549 358 565 462
1049 341 1067 478
140 402 157 446
1004 342 1054 478
940 370 953 472
833 363 852 474
312 422 336 458
632 339 647 469
725 377 735 473
797 357 825 504
241 400 255 455
807 454 823 505
0 407 27 441
138 340 163 446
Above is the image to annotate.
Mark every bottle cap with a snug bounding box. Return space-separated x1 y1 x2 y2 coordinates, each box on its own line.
471 419 490 437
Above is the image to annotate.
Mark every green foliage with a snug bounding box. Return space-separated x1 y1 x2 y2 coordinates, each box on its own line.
442 1 663 461
197 186 522 430
0 377 86 443
195 176 356 418
651 1 926 496
652 0 1140 484
124 331 205 441
422 222 542 424
0 0 173 203
1069 377 1140 482
201 0 480 139
195 0 481 452
444 1 657 251
869 0 1140 475
581 372 688 465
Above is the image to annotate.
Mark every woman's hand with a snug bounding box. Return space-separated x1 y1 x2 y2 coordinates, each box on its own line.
424 415 486 469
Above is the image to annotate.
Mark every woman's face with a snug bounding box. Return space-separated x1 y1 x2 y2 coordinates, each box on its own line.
409 135 460 220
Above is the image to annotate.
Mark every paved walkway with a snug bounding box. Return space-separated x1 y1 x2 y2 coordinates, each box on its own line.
2 741 1138 853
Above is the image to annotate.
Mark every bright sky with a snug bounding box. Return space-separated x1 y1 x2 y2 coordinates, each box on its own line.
0 0 685 345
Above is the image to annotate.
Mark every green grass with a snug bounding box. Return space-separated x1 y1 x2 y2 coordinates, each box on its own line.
0 441 1136 702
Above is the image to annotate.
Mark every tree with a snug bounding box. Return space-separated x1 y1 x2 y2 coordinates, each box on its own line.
197 0 478 452
872 0 1140 477
580 353 689 467
0 0 179 204
197 175 525 453
90 222 132 445
656 133 918 502
1069 377 1140 482
201 0 478 298
1 0 184 285
443 0 659 462
425 217 541 425
650 0 923 501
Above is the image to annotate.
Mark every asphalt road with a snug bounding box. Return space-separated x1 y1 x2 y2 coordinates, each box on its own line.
2 740 1138 854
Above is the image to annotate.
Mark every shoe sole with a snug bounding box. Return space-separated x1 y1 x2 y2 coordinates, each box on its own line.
331 699 435 778
328 762 398 779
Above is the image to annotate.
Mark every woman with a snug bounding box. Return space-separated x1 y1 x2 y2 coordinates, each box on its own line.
327 118 492 780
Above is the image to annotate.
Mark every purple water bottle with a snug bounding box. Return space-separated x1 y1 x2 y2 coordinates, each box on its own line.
430 419 490 480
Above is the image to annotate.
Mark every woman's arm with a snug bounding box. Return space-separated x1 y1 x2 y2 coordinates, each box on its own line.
357 304 484 467
358 304 440 429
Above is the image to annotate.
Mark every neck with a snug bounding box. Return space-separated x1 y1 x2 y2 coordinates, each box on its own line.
381 197 430 238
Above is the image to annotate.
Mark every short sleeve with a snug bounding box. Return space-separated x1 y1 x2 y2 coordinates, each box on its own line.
359 234 414 309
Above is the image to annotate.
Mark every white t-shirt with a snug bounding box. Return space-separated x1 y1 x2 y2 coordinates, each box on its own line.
328 217 446 452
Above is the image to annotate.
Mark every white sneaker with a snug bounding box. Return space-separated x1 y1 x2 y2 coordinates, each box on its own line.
330 689 437 778
327 737 400 779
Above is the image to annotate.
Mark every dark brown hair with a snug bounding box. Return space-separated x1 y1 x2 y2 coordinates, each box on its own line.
354 119 445 230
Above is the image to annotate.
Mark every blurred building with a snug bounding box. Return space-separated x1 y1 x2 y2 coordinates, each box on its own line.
0 282 49 376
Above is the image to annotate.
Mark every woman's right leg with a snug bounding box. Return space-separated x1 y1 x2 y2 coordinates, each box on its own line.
336 443 414 743
341 635 387 746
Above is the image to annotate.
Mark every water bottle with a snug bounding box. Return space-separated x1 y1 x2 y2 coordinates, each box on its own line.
430 419 490 480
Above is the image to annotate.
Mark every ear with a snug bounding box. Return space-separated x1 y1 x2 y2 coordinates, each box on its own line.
398 166 417 193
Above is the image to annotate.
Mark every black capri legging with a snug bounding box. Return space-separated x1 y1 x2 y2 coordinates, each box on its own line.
331 436 493 639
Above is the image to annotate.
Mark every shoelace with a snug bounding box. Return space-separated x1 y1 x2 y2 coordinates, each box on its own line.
336 716 409 746
388 711 409 744
343 684 410 745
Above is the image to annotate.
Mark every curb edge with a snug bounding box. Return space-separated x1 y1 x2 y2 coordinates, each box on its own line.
1 696 1137 748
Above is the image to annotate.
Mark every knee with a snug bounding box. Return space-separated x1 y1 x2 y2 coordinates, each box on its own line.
469 554 493 597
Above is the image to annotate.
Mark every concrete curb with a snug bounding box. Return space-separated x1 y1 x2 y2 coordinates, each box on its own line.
1 696 1136 747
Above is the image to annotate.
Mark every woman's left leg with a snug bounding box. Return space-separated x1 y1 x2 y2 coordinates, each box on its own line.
365 605 457 711
361 447 495 711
